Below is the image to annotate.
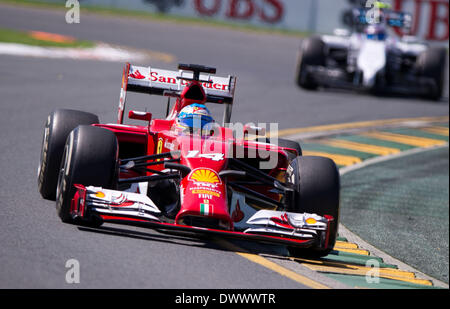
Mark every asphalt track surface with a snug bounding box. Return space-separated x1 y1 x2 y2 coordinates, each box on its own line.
0 4 448 289
340 146 449 284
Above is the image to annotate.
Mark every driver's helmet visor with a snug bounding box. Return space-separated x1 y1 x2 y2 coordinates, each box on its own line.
177 114 214 136
367 32 386 40
366 25 386 40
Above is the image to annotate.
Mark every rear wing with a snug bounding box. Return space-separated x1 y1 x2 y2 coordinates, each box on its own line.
118 63 237 124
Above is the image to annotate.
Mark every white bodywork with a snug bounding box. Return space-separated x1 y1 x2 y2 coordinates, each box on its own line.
244 210 328 240
85 186 161 222
321 31 428 89
83 186 329 240
357 39 386 87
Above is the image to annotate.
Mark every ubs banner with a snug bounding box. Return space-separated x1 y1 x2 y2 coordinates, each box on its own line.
44 0 449 43
391 0 448 42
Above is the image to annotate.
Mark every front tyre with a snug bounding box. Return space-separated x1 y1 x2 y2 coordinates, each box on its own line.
416 47 447 101
286 156 340 258
56 125 118 224
38 109 99 200
295 36 326 90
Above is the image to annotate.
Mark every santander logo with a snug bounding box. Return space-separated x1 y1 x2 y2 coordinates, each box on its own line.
127 66 231 92
128 70 145 79
270 213 294 229
150 71 229 91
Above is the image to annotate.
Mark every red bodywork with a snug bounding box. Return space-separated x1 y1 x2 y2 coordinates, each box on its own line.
68 63 333 250
91 113 291 230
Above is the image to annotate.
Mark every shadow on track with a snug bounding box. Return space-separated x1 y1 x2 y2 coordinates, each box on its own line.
77 224 293 259
305 87 450 104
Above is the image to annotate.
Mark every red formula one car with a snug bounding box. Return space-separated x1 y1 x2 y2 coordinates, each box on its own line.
38 63 340 257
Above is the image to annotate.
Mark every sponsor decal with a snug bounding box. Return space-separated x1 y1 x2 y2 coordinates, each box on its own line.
164 140 176 151
269 213 322 229
150 71 177 84
191 189 221 197
189 183 222 199
156 137 164 161
270 213 294 229
198 193 213 199
189 168 222 184
129 69 145 79
94 191 105 198
150 70 229 91
91 190 135 207
111 192 134 207
193 0 284 24
392 0 449 42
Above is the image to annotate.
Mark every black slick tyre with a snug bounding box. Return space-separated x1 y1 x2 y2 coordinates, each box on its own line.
56 125 118 224
286 156 340 258
38 109 99 200
416 47 447 101
295 36 326 90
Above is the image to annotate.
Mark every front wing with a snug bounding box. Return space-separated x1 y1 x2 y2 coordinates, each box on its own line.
70 185 334 250
305 65 437 96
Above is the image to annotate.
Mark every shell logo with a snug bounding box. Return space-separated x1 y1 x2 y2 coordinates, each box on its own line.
189 168 221 184
95 191 105 198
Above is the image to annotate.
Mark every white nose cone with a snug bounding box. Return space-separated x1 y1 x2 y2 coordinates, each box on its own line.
357 40 386 88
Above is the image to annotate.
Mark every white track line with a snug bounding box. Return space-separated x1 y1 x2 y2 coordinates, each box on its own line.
0 42 173 62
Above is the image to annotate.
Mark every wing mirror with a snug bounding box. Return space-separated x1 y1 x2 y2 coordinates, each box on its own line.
128 110 152 122
243 124 266 136
333 28 350 37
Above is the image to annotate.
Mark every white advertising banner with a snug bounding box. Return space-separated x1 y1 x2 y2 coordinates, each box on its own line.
44 0 449 43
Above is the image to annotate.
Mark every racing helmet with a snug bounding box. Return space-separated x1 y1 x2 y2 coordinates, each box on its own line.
365 24 387 40
176 103 214 135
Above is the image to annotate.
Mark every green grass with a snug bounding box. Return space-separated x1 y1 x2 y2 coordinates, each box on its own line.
0 0 310 38
0 27 94 48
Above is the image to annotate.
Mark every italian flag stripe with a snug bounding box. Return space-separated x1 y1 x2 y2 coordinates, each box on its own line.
200 203 210 215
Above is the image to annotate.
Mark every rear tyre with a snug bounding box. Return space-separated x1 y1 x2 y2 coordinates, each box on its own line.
416 47 447 101
56 125 118 224
286 156 340 258
38 109 99 200
295 36 326 90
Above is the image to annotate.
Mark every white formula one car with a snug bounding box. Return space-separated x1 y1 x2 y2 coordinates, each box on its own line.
295 6 447 100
